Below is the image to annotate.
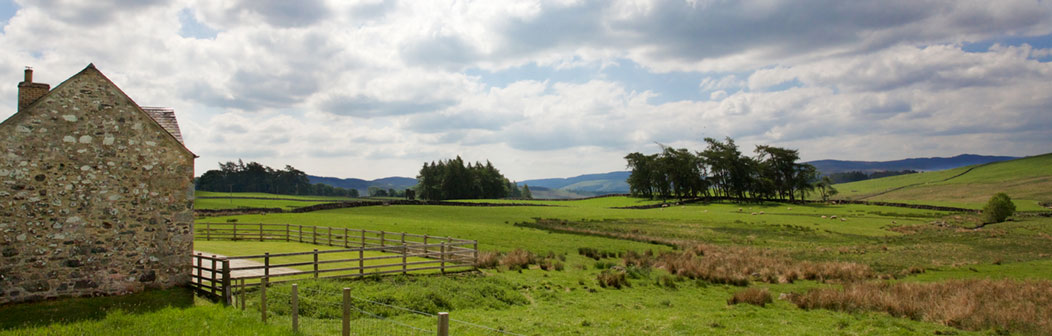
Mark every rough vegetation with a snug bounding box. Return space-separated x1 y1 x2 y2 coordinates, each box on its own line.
727 288 772 307
790 279 1052 335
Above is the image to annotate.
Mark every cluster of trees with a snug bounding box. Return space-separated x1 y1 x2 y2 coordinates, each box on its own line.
367 187 407 198
195 160 360 197
826 170 919 184
416 157 532 200
625 137 834 202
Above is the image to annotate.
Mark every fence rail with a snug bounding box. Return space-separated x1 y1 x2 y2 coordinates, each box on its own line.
189 223 479 305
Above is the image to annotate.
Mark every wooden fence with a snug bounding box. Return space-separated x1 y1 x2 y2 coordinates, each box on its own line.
190 223 479 304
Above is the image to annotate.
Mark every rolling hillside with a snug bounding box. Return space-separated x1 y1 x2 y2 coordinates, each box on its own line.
834 153 1052 211
518 171 631 198
308 175 417 194
808 154 1018 174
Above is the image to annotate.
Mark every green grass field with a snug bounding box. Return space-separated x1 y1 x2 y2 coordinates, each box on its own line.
193 191 371 210
835 153 1052 211
6 185 1051 335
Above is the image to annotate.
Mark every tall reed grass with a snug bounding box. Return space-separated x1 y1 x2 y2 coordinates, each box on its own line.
790 279 1052 335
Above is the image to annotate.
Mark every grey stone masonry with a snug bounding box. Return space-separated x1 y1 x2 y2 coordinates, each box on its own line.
0 64 195 305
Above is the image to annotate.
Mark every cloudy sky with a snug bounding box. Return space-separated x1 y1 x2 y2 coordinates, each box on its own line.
0 0 1050 180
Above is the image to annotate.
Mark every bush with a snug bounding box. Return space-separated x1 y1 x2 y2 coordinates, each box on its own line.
982 193 1016 224
727 288 773 307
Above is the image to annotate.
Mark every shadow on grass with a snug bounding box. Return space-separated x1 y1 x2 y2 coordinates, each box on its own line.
0 286 196 330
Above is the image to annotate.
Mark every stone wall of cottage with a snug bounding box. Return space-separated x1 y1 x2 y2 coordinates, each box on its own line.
0 67 194 305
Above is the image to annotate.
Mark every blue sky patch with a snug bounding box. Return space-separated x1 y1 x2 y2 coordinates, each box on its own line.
178 8 218 39
963 33 1052 62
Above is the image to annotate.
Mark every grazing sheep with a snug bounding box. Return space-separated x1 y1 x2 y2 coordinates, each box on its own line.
830 215 837 219
738 208 743 212
751 212 757 215
821 216 827 219
840 218 846 222
787 207 792 210
759 211 765 215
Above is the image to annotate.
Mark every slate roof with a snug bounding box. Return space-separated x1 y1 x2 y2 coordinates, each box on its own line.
141 107 184 145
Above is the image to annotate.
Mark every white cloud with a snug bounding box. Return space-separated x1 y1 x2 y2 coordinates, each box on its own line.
0 0 1049 180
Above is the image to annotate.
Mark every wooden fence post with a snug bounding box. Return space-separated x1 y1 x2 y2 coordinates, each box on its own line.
313 249 319 279
401 232 406 246
222 259 232 305
264 252 270 279
473 240 479 267
423 235 429 257
440 243 446 274
259 223 264 241
286 224 290 242
342 288 350 336
313 226 317 245
344 227 349 248
358 248 364 276
240 278 246 310
210 255 217 296
205 223 211 240
438 312 449 336
261 277 268 323
291 284 299 332
402 244 408 275
299 225 304 243
328 227 333 246
360 230 366 247
195 253 202 289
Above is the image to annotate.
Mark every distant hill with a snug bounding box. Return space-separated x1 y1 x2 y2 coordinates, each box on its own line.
308 175 417 194
807 154 1019 174
833 153 1052 211
518 171 631 198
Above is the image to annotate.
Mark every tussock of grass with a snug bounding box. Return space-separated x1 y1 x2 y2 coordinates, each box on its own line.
500 249 536 271
645 244 872 286
790 279 1052 335
475 250 501 268
728 288 772 307
578 247 620 260
476 249 567 272
596 268 629 289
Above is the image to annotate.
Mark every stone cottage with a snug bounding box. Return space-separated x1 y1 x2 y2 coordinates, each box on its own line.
0 64 196 305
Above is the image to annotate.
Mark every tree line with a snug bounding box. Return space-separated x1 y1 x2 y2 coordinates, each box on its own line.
625 137 835 202
195 160 360 197
416 156 532 201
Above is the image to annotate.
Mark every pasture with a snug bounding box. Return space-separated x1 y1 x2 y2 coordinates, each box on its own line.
835 153 1052 211
4 194 1050 335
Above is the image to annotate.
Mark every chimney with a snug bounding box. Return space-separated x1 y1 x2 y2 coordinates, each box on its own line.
18 66 50 112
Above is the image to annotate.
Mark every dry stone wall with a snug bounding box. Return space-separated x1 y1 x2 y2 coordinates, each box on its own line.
0 66 195 305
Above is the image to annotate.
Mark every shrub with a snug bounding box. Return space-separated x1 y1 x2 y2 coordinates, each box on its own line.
982 193 1016 224
728 288 773 307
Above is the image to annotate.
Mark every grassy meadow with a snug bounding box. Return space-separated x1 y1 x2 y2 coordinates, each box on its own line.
5 191 1051 335
193 191 369 210
835 153 1052 211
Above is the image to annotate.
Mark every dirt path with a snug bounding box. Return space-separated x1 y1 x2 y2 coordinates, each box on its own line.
192 250 301 279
